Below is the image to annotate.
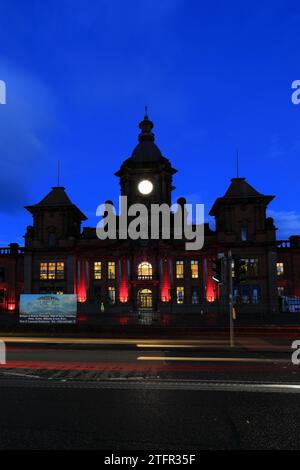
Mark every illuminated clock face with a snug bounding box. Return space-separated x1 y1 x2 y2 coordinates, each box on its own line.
138 179 153 195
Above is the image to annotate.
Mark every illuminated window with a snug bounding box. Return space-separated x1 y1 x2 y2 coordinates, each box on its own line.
108 286 116 304
138 262 152 279
39 262 65 280
231 260 235 278
191 260 199 279
238 259 258 278
94 261 102 280
40 263 48 280
176 286 184 304
176 261 184 279
56 262 64 280
48 263 56 279
108 261 116 280
277 262 284 277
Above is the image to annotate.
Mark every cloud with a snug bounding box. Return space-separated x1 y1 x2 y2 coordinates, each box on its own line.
0 60 57 213
268 209 300 239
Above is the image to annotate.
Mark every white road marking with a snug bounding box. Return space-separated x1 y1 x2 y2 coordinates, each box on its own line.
0 378 300 393
137 356 289 363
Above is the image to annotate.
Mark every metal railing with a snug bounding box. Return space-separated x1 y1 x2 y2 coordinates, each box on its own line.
0 246 25 255
277 240 291 249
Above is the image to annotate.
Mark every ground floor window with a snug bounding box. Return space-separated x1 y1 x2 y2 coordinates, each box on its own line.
39 287 64 295
0 289 6 310
191 287 199 304
108 286 116 304
0 267 5 283
233 285 261 304
278 286 285 296
176 286 184 304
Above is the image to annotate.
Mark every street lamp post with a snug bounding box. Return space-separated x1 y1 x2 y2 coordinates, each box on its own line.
228 249 234 347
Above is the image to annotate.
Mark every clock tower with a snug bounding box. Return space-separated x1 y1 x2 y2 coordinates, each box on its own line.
115 112 177 209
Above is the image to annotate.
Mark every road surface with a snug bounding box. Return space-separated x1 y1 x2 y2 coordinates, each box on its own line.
0 336 300 450
0 378 300 450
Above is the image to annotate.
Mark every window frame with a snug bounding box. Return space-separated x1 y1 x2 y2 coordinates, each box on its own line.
39 261 65 281
176 286 185 304
276 262 284 277
108 261 116 280
94 261 102 280
190 260 199 279
176 260 184 279
138 262 153 279
108 286 116 304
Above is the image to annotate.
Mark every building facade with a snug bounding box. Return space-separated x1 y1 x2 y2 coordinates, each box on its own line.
0 114 299 320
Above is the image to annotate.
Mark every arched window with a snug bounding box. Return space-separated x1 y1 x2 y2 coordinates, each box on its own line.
138 262 153 279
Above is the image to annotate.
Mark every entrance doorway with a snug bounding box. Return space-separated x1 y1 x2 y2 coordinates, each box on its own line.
137 288 153 310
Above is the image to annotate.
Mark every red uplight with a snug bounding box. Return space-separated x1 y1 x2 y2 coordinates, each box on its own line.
119 256 129 303
161 258 170 302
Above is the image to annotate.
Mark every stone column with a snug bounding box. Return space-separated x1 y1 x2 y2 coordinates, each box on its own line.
24 253 32 294
66 255 75 294
267 249 279 315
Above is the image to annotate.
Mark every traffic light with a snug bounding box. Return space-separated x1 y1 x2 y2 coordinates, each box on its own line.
212 258 223 284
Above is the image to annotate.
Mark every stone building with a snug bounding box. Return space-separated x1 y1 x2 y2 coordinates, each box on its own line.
0 114 299 320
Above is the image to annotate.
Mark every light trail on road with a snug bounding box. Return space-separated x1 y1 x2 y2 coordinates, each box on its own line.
137 356 289 363
0 336 292 353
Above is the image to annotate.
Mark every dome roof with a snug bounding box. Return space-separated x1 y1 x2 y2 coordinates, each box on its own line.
115 111 177 176
130 112 164 163
131 141 162 162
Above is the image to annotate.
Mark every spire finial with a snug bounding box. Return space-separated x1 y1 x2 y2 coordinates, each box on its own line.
57 160 61 186
138 109 154 143
236 148 239 178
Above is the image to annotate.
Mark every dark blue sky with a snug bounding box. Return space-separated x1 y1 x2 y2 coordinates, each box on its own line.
0 0 299 245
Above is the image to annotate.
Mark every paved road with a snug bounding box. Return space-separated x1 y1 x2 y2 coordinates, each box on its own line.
0 340 298 382
0 339 299 383
0 339 299 450
0 378 299 450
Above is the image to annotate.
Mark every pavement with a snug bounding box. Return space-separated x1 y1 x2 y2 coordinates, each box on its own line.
0 378 300 450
